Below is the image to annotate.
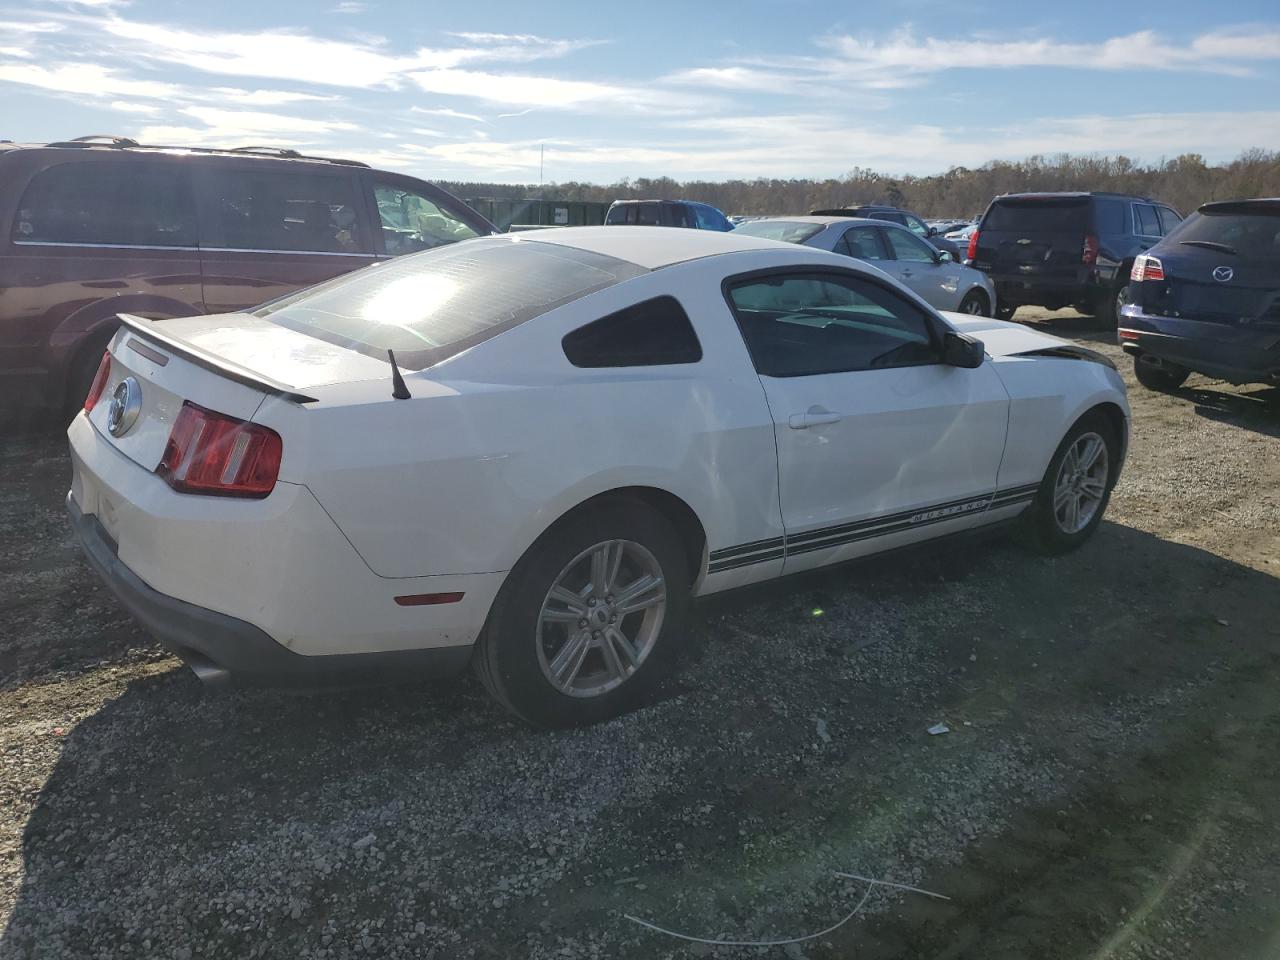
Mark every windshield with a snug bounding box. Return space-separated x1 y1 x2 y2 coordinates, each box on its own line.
1166 209 1280 261
983 198 1089 232
253 237 647 369
731 220 825 244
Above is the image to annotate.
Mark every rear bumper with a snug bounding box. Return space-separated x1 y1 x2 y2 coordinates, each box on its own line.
1118 305 1280 384
68 493 473 684
989 268 1110 307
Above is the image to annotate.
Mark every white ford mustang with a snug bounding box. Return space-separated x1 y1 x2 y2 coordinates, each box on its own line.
67 227 1129 726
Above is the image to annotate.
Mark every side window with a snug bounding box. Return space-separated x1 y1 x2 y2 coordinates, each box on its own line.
1092 198 1126 234
202 169 364 253
373 181 480 255
665 203 692 228
605 205 627 225
562 296 702 367
1134 203 1162 237
634 204 660 226
13 161 196 247
693 204 727 231
839 226 889 261
884 228 937 263
904 215 929 237
726 272 938 377
1157 206 1183 234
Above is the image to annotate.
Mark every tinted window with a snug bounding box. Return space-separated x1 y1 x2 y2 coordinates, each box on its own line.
634 204 660 226
256 237 647 369
666 203 692 228
12 161 196 247
1165 210 1280 263
202 168 364 253
1157 206 1183 234
884 228 937 262
904 215 929 237
726 272 938 377
983 198 1089 232
693 204 728 231
374 181 479 255
1134 204 1161 237
562 296 701 367
840 226 888 260
732 220 825 244
605 205 628 225
1092 198 1127 234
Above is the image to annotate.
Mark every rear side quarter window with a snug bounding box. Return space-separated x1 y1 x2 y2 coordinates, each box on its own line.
562 296 702 367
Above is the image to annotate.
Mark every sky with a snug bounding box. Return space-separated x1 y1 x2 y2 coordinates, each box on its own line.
2 0 1279 184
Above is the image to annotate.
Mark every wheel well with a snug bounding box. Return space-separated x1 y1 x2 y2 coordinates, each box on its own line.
62 324 119 408
963 287 990 309
1081 401 1128 460
544 487 707 583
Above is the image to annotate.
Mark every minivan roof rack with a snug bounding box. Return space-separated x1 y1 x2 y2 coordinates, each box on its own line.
41 136 369 168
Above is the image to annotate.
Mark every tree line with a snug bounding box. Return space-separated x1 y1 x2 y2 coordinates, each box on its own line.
442 149 1280 219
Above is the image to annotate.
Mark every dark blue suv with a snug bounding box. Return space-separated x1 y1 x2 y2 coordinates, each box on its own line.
605 199 733 231
1119 197 1280 390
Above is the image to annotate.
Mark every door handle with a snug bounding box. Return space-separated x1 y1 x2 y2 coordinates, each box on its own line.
900 269 914 278
788 406 842 429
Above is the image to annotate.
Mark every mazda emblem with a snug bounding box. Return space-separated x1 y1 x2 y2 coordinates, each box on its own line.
107 377 142 437
1212 266 1234 283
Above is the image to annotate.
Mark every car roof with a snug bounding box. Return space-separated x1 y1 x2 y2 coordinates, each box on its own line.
517 225 810 269
0 136 369 168
743 215 881 227
994 191 1157 202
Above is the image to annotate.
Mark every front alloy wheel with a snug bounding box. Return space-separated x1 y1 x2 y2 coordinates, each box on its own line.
1051 432 1109 534
1019 413 1119 554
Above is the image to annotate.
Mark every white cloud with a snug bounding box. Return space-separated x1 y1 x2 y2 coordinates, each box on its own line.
0 61 179 97
209 87 337 106
411 106 486 123
332 1 366 13
107 99 159 114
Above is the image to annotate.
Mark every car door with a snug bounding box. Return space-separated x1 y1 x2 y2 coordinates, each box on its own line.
196 162 377 314
724 268 1010 576
881 226 956 309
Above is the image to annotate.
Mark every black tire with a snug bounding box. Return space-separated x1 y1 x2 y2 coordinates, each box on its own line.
62 331 115 422
956 290 990 317
995 303 1017 321
1018 412 1120 555
474 499 690 728
1072 302 1096 317
1133 356 1189 392
1095 284 1126 326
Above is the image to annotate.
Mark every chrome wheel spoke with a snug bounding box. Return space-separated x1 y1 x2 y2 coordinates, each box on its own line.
605 627 640 669
614 574 664 614
1064 495 1080 531
1079 436 1104 471
1080 477 1106 500
548 631 591 687
548 585 588 615
598 630 628 682
1053 483 1073 511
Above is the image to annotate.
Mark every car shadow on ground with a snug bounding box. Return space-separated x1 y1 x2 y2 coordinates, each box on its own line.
1184 384 1280 437
5 521 1280 959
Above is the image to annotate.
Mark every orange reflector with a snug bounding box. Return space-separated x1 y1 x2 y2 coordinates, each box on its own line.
394 592 465 607
1118 329 1140 340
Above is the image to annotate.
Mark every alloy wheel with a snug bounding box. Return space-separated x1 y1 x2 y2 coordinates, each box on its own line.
535 539 667 697
1052 431 1109 534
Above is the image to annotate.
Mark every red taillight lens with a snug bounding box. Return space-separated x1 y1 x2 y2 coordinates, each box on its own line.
83 351 112 412
1082 233 1099 265
967 229 979 261
1131 255 1164 282
157 401 282 498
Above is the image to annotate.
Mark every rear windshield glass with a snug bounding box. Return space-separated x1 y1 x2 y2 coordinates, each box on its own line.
1166 210 1280 262
732 220 825 244
254 237 647 369
983 198 1089 233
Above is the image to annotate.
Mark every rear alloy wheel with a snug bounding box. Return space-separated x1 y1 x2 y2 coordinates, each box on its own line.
995 303 1017 321
957 290 990 316
474 500 689 727
1133 356 1189 392
1019 414 1119 554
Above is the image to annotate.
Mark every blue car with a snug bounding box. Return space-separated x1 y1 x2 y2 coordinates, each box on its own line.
605 199 733 231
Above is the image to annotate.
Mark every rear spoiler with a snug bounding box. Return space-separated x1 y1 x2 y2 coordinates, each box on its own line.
116 314 319 404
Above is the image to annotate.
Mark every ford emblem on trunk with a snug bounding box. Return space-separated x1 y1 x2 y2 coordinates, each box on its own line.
1212 266 1234 282
107 377 142 437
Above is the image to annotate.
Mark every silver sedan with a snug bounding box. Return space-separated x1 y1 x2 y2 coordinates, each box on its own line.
733 216 996 316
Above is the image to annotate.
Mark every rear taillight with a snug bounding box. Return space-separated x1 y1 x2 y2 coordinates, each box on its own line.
157 401 282 498
1082 233 1099 266
1131 254 1165 282
83 351 112 412
967 229 979 261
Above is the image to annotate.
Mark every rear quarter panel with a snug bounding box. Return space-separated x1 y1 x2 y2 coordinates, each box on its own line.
255 253 806 584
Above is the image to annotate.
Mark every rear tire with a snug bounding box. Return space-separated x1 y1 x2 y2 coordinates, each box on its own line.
1018 413 1119 555
1095 284 1126 326
995 303 1017 321
474 499 690 728
62 331 115 423
1133 356 1189 392
957 290 990 317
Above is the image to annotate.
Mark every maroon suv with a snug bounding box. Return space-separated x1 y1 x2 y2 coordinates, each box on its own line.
0 136 494 421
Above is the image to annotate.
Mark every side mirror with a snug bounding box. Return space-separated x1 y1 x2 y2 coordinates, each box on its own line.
927 226 939 237
936 250 954 263
942 331 985 368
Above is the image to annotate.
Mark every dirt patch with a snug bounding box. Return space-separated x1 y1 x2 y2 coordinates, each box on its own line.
1 307 1278 959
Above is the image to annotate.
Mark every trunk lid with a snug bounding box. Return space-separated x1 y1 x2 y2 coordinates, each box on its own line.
975 196 1091 280
88 313 390 472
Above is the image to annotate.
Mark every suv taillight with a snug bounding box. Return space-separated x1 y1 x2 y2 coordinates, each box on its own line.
83 351 112 412
967 229 979 261
1082 233 1099 266
1131 254 1164 282
157 401 282 498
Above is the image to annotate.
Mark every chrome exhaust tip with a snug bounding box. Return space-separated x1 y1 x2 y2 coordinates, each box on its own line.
186 652 231 687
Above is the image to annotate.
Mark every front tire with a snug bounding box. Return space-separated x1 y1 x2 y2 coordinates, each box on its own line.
995 303 1017 321
474 499 690 728
1019 413 1119 555
957 290 990 317
1133 356 1189 392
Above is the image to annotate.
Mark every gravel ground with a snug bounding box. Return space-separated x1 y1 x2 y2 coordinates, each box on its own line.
1 307 1278 959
